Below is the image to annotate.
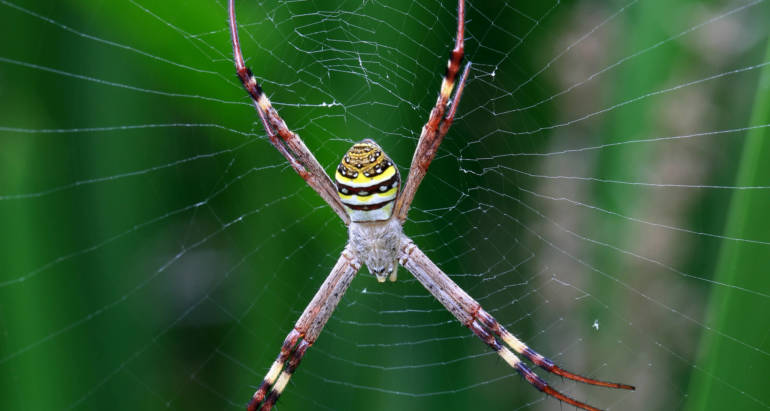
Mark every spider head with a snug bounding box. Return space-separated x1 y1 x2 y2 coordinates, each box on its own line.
348 219 403 283
335 139 400 222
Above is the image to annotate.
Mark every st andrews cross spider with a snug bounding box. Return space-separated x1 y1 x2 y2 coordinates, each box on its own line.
228 1 635 410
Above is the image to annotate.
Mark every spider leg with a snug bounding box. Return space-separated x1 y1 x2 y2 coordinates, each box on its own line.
393 0 470 223
229 0 350 225
249 329 301 407
474 308 635 390
398 238 634 411
247 247 361 411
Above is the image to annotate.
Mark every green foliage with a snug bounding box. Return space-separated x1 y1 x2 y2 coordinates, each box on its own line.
685 37 770 411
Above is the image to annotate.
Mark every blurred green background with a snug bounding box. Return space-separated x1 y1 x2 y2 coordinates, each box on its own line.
1 0 769 410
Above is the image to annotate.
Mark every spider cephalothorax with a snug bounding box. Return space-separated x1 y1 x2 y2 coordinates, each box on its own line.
229 0 634 409
348 217 402 282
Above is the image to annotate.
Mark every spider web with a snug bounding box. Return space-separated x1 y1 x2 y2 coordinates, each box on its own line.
1 0 769 410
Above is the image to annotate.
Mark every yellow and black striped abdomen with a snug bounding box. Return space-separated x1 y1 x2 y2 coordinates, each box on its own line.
335 140 400 222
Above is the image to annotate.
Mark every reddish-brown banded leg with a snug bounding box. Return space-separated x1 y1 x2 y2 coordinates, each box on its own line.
394 0 470 223
438 62 471 137
467 321 606 411
258 340 310 411
247 329 300 411
246 248 360 411
474 308 635 390
229 0 350 225
399 239 634 411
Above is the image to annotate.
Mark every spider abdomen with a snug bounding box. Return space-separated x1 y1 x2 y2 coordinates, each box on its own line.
335 140 400 222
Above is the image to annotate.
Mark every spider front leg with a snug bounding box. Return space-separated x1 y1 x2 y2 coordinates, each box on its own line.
247 248 361 411
399 239 634 411
393 0 471 223
229 0 350 225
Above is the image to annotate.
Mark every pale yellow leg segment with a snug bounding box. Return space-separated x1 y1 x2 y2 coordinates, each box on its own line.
258 339 312 410
257 93 271 112
272 371 291 395
477 308 533 357
499 345 523 368
501 330 529 354
440 77 455 100
263 360 283 386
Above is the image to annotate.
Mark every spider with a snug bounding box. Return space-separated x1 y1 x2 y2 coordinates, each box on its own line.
228 1 634 410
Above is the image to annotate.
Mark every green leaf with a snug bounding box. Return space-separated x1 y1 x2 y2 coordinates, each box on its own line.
685 38 770 411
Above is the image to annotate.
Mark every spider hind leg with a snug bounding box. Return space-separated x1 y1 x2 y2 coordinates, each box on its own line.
475 308 635 391
467 321 605 411
400 240 635 411
247 329 301 410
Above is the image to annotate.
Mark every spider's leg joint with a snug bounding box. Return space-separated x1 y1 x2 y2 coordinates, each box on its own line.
514 362 547 392
341 249 361 271
398 240 416 265
469 303 481 318
444 49 464 84
247 329 302 410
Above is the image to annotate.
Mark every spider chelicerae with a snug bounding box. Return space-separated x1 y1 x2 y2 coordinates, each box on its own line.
228 1 635 410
